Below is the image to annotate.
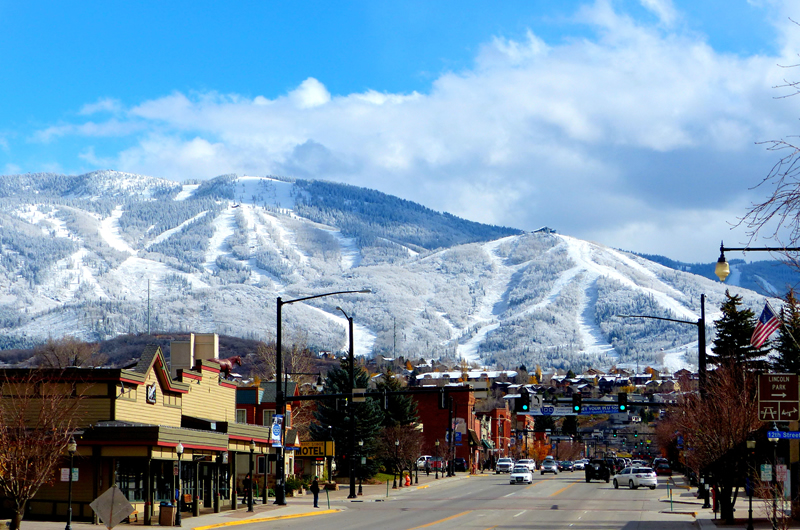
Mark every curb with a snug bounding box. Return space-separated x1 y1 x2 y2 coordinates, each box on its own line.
192 509 341 530
659 510 697 517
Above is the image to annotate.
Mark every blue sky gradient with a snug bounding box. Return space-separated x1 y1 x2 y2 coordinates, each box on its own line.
1 0 798 261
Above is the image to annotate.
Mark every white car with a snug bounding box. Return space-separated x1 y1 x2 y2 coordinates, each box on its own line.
509 465 533 484
573 459 586 470
613 466 657 490
496 457 515 473
416 455 432 470
517 459 536 471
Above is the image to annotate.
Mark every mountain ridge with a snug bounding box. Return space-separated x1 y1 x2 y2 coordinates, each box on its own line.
0 170 788 373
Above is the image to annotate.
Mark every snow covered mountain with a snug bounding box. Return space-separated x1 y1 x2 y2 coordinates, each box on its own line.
0 171 779 372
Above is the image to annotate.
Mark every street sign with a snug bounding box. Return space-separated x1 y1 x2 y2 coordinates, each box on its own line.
761 464 772 482
758 374 799 422
767 431 800 440
61 468 78 481
777 464 788 482
528 406 576 416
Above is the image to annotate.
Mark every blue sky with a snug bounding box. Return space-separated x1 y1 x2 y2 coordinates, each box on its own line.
1 0 798 262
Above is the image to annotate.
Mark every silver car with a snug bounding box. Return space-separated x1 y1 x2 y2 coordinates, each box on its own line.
613 466 657 490
540 460 558 475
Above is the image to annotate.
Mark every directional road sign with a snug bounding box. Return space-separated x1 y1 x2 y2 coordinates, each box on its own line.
758 373 799 422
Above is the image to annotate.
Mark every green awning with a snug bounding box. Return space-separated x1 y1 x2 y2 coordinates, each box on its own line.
481 439 494 449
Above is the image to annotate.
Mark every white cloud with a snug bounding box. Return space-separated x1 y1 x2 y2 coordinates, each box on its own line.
31 0 800 261
639 0 678 26
79 98 123 116
288 78 331 109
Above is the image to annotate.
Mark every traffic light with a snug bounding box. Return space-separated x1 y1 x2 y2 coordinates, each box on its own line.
515 387 530 413
613 430 617 437
439 388 447 409
633 432 638 438
572 393 582 413
618 392 628 413
382 389 389 411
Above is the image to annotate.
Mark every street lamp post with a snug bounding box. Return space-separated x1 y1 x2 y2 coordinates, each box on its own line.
336 306 358 500
618 294 707 396
393 439 399 489
357 440 364 496
65 436 77 530
768 429 779 530
248 439 255 512
175 442 183 526
746 439 756 530
275 289 370 505
435 439 440 479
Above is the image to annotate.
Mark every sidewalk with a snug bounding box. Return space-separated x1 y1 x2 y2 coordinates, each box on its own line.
17 471 476 530
665 476 799 529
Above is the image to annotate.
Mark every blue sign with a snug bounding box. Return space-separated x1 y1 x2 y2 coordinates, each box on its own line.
767 431 800 439
581 405 619 415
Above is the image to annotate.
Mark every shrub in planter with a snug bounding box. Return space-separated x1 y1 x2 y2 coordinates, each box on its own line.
285 477 303 494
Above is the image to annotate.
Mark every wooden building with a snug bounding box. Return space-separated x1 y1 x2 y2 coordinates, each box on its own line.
0 339 274 524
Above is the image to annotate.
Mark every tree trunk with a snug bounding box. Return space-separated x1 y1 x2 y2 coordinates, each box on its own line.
10 501 26 530
718 484 735 524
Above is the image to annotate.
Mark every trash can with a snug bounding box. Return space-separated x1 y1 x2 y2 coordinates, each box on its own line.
159 502 175 526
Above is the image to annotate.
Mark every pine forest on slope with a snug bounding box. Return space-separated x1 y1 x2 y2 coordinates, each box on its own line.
0 170 789 373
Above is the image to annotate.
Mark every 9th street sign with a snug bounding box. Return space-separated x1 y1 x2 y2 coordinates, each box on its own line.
758 373 799 422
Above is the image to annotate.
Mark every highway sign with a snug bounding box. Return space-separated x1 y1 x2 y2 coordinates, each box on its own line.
528 406 576 416
518 404 621 416
758 374 799 422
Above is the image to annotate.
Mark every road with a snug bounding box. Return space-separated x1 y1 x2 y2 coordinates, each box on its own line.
241 472 699 530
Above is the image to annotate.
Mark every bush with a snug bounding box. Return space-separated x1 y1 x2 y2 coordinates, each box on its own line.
285 477 303 492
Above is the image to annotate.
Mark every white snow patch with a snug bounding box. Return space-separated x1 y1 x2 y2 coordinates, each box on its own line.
174 184 199 201
146 211 208 249
306 305 377 357
235 176 296 209
328 230 362 269
98 207 135 254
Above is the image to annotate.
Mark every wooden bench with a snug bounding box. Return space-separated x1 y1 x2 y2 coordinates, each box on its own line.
124 510 138 523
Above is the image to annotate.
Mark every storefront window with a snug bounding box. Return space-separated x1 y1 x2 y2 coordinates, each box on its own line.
115 460 145 502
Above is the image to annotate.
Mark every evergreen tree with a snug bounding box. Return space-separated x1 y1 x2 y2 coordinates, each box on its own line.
561 415 578 435
710 290 767 371
773 290 800 374
375 369 418 427
310 359 384 477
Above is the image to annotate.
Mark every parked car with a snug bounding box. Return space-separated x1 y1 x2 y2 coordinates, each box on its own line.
496 457 515 473
429 456 445 470
416 455 432 470
453 457 468 472
655 463 672 476
517 459 536 471
540 460 559 475
585 458 611 483
558 461 574 472
613 467 657 490
510 465 534 484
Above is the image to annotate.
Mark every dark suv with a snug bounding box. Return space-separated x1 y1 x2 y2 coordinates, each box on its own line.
585 458 612 483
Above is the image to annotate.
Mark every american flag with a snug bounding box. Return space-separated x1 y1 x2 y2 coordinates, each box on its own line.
751 303 780 349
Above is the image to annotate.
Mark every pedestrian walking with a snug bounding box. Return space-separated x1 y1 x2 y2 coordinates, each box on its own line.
425 460 430 476
310 476 320 508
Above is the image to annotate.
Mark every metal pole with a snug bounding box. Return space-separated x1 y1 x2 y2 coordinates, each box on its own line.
346 313 357 499
175 443 183 525
699 294 707 398
393 442 398 488
275 297 286 506
65 448 74 530
248 444 254 512
773 441 778 530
